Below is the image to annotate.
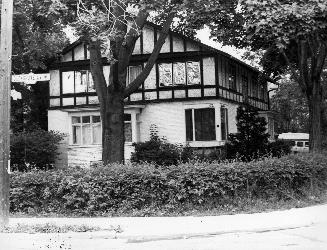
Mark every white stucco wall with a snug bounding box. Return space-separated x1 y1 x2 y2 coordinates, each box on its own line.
138 100 239 147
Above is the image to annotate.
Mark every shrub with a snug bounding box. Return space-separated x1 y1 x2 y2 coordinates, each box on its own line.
10 153 327 216
267 140 292 157
131 134 181 166
10 129 64 171
226 104 270 161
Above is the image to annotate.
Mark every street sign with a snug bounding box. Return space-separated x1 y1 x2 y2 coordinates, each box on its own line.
12 72 50 84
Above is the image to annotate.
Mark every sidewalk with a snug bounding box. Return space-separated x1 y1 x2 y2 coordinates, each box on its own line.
7 204 327 241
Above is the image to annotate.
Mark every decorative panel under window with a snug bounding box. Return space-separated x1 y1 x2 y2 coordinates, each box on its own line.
144 91 157 100
159 63 173 87
187 62 201 85
88 96 99 104
173 62 186 85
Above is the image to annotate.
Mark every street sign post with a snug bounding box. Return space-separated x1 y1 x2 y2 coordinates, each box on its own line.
0 0 13 229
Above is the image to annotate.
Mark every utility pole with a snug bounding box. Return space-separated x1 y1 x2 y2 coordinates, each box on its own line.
0 0 13 228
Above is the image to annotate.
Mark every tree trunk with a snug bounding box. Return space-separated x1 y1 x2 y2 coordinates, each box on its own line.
101 90 125 164
307 79 323 152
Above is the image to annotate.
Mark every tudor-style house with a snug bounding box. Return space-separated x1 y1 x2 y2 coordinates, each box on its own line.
48 23 274 167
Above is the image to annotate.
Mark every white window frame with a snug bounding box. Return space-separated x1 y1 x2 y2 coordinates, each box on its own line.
71 114 102 146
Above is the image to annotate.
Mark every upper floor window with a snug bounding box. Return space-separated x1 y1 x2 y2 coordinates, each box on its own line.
62 70 95 95
159 61 201 87
242 75 248 96
228 64 236 90
185 108 216 142
127 65 142 85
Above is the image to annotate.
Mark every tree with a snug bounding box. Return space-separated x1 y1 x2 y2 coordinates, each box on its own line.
226 104 270 161
71 0 231 164
187 0 327 152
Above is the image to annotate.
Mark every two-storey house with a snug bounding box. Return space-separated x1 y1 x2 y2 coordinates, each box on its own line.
48 22 274 167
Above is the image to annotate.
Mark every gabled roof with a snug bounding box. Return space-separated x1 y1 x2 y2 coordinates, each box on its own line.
60 22 260 74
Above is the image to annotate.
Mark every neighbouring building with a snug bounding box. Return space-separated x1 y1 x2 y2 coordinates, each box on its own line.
48 22 274 167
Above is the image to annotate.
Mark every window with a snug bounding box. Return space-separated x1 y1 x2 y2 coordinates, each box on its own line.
72 115 101 145
228 64 236 90
221 106 229 141
252 76 258 98
185 108 216 141
159 61 201 87
127 65 142 85
305 141 309 147
124 114 132 142
296 141 304 147
62 70 94 94
242 75 248 96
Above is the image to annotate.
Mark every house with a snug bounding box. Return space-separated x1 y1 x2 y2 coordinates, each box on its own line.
48 23 274 167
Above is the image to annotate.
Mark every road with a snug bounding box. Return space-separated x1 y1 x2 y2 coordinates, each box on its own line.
1 221 326 250
1 204 326 249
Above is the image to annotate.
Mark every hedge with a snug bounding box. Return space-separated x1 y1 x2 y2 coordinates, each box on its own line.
10 153 327 216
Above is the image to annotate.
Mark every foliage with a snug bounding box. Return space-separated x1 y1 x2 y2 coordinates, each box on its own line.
10 129 64 172
267 140 292 158
226 104 270 161
13 0 69 73
131 135 181 166
187 0 327 151
10 153 327 216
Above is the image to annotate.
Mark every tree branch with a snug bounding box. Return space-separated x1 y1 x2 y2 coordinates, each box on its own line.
124 12 175 97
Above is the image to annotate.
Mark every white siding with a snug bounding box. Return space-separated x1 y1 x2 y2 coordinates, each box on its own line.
172 36 184 52
138 100 239 146
143 26 154 54
48 110 70 168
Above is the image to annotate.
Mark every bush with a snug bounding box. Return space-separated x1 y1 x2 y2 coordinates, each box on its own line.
10 153 327 216
131 134 182 166
10 129 64 171
267 140 292 157
226 104 270 161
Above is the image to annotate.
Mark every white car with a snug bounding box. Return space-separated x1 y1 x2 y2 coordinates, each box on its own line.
278 133 310 153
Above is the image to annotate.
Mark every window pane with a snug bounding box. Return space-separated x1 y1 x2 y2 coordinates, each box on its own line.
88 71 96 92
62 71 74 94
124 123 132 142
305 141 309 147
128 65 142 85
75 70 88 93
159 63 173 86
92 116 101 123
228 64 236 90
185 109 193 141
73 126 81 144
72 116 81 124
82 116 90 123
297 141 304 147
92 124 101 144
194 108 216 141
173 62 186 85
187 62 201 85
124 114 131 121
82 125 92 145
221 107 229 141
